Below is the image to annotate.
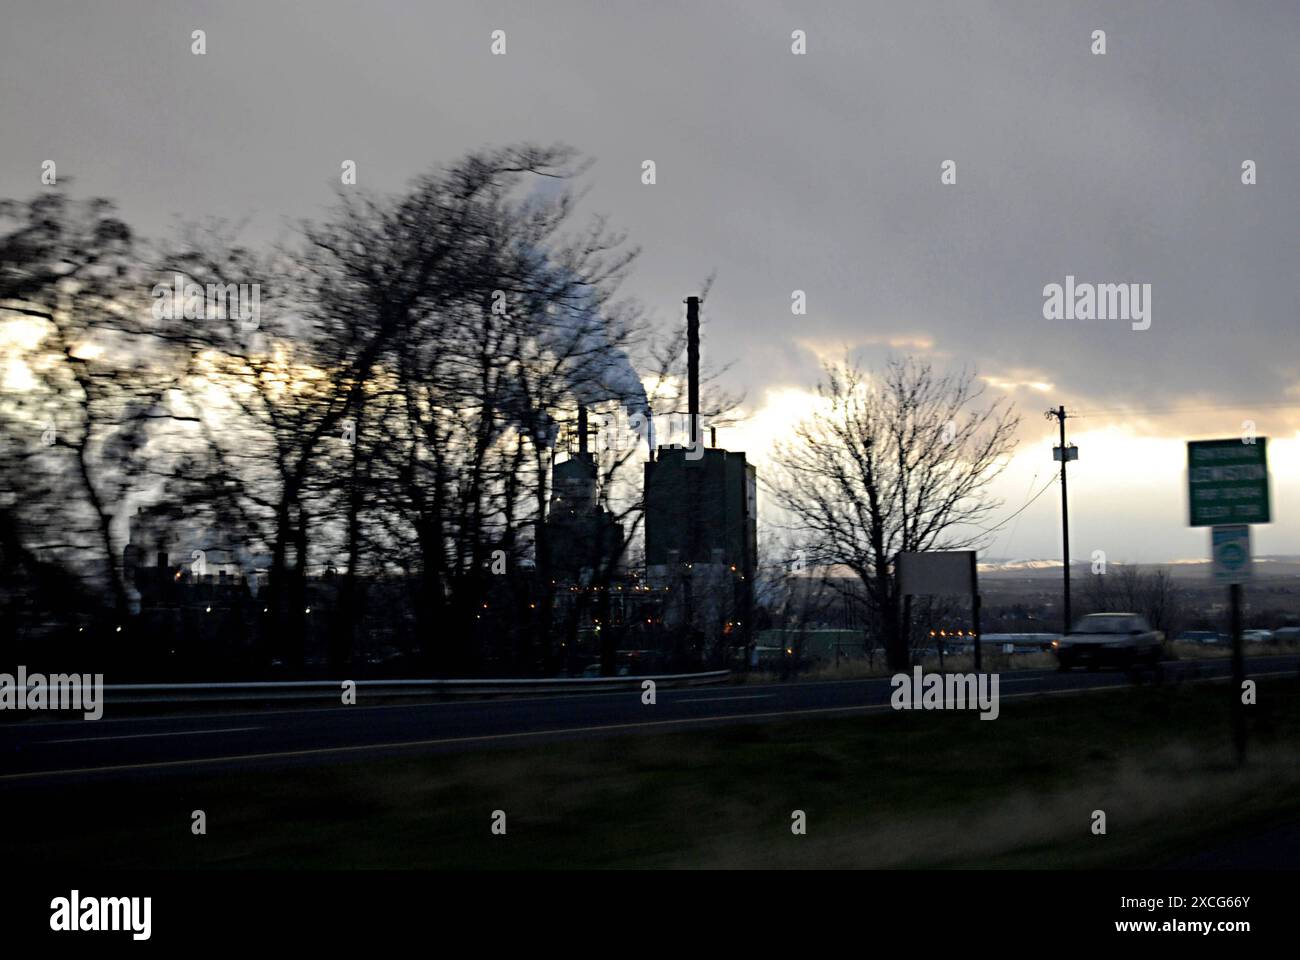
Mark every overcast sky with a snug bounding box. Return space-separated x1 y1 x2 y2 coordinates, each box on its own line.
2 0 1297 563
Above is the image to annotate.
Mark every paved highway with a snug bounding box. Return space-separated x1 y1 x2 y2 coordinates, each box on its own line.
1 655 1296 786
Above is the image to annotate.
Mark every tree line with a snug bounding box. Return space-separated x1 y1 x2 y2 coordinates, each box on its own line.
2 142 1019 678
0 144 735 677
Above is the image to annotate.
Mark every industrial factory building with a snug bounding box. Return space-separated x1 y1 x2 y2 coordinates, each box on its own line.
543 406 625 587
643 297 756 658
537 295 757 667
113 292 759 677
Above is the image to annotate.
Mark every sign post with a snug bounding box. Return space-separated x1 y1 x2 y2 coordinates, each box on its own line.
1188 439 1270 765
1211 524 1252 762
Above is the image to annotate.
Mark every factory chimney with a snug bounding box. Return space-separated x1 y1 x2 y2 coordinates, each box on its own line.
577 404 588 455
686 295 700 447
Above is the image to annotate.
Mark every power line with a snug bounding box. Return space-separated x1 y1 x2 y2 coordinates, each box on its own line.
992 466 1041 553
977 472 1058 536
1073 398 1300 418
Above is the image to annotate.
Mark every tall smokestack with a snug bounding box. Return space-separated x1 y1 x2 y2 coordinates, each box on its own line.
686 296 700 447
577 404 588 455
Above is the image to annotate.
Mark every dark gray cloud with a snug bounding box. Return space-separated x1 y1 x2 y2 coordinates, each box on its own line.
2 0 1296 560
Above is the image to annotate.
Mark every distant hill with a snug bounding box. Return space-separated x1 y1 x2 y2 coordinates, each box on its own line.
979 557 1300 580
781 557 1300 583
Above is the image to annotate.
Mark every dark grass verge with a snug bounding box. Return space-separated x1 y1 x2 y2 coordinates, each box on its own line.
3 678 1298 868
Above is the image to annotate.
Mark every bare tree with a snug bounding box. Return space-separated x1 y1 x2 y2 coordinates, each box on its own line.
0 193 191 622
0 151 737 679
1081 563 1184 641
293 144 651 672
767 356 1020 669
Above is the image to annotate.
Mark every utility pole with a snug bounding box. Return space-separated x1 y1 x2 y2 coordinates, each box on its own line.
1230 580 1246 763
1047 406 1077 633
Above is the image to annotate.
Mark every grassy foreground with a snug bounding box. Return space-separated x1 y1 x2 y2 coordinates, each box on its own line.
5 678 1300 868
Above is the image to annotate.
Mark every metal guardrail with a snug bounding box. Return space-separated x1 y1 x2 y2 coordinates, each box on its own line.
99 670 731 705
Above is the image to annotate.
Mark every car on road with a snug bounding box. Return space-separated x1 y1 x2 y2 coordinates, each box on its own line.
1176 630 1223 646
1054 613 1163 671
1243 629 1273 644
1273 627 1300 645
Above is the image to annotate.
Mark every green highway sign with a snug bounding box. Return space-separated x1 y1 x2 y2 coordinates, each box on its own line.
1187 438 1270 527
